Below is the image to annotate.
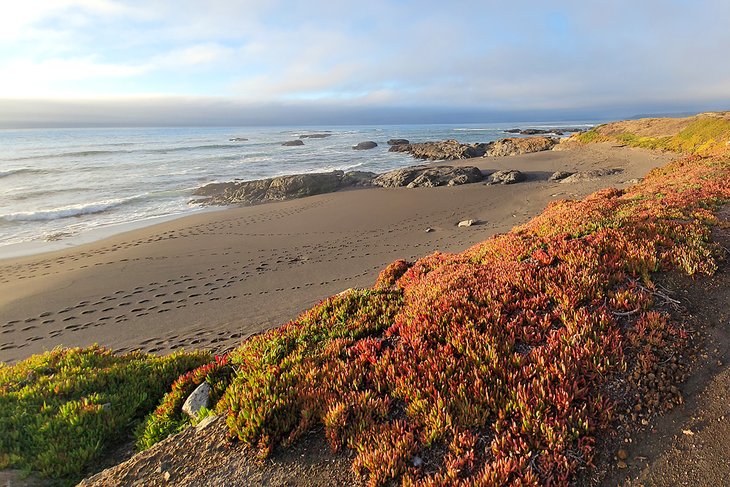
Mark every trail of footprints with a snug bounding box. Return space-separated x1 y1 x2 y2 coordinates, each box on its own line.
1 196 495 356
0 199 331 284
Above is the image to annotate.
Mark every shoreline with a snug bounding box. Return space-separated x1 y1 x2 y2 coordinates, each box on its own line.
0 143 675 364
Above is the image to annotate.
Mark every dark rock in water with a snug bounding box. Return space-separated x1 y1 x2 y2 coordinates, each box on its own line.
387 139 410 146
299 133 332 139
373 165 483 188
193 170 376 206
488 170 525 185
486 137 557 157
229 137 249 142
282 140 305 146
353 141 378 150
560 168 622 183
389 139 491 160
549 171 573 181
505 128 583 136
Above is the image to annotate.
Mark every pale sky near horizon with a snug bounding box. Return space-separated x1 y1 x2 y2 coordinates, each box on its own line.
1 0 729 126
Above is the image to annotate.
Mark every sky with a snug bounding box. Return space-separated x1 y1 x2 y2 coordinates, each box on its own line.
1 0 729 127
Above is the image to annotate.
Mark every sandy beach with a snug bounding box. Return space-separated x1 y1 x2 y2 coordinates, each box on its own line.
0 143 674 364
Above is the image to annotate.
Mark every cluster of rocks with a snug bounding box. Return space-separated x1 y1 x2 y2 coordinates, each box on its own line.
504 128 582 136
194 165 493 206
388 139 492 160
373 165 483 188
193 170 375 206
389 137 557 161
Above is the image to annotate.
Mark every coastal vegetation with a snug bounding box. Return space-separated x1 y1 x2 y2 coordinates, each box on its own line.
0 346 209 481
0 115 729 485
575 112 730 156
139 149 729 483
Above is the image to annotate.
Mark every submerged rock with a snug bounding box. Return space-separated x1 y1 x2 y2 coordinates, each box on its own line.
193 170 376 206
353 141 378 150
488 170 525 185
229 137 248 142
373 165 483 188
282 140 305 146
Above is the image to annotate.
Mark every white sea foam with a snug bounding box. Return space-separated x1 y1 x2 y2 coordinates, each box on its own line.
1 196 142 222
0 168 47 178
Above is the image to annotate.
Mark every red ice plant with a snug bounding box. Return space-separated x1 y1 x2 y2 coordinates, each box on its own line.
206 154 728 485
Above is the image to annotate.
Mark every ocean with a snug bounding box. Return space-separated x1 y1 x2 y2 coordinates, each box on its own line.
0 122 595 253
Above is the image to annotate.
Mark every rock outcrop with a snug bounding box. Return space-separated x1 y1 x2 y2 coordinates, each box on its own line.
373 165 483 188
389 139 491 160
389 137 557 161
488 170 525 185
485 137 557 157
282 140 305 146
193 170 375 206
560 168 623 183
353 141 378 150
549 171 573 181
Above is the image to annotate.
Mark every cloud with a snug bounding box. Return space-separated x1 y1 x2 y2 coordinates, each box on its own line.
0 57 147 98
1 0 730 124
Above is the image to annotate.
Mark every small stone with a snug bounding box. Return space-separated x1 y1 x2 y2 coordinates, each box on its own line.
458 219 476 227
163 471 171 481
412 456 423 467
425 227 434 233
617 460 628 469
617 449 629 460
548 171 573 181
196 414 219 431
182 382 211 419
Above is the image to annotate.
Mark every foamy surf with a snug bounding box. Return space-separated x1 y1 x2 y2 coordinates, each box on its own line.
1 196 143 222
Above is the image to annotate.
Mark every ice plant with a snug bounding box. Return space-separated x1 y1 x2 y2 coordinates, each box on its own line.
207 153 729 485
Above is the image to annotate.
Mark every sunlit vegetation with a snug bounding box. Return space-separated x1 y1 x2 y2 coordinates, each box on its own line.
575 114 730 155
143 152 727 485
0 346 210 481
2 133 729 485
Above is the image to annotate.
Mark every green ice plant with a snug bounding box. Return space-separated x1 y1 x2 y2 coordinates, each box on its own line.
0 345 209 482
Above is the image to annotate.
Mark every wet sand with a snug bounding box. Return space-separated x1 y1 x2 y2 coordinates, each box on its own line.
0 143 675 364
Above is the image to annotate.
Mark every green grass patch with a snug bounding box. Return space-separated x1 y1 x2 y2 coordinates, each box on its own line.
0 346 210 482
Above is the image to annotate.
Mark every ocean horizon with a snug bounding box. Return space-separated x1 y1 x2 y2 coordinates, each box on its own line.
0 121 597 254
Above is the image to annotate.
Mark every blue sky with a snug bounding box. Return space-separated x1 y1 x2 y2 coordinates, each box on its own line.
1 0 729 126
